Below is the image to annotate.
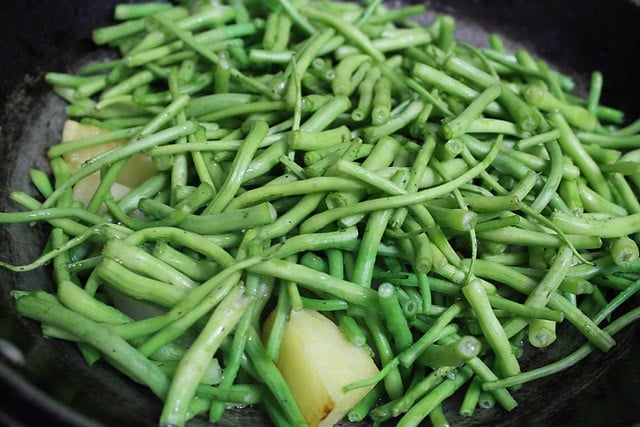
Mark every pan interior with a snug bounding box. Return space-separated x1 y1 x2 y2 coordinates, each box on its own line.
1 1 639 426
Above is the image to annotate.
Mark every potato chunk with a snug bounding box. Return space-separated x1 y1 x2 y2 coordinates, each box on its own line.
265 309 379 427
60 120 156 204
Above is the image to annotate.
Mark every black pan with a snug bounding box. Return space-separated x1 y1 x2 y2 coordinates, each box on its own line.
1 1 640 426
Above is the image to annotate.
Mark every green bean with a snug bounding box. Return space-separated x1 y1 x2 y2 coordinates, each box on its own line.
524 85 597 131
364 313 404 399
331 159 448 266
103 239 196 291
437 193 520 213
256 193 326 240
413 63 502 117
516 129 560 150
378 282 413 352
352 170 408 287
245 326 307 426
441 85 501 139
381 366 449 418
442 333 516 411
263 287 289 363
462 279 520 377
248 258 377 306
374 32 433 54
301 136 501 233
558 276 593 295
466 117 524 136
339 314 369 350
326 135 400 224
114 173 167 214
92 17 150 45
15 294 170 398
352 66 381 122
397 366 472 427
390 132 437 229
364 99 424 141
141 7 236 53
368 4 425 24
226 177 363 212
459 376 482 417
267 226 359 259
114 2 172 19
553 112 612 200
399 302 465 368
7 191 91 237
57 274 130 322
271 13 293 52
530 140 563 213
50 156 73 208
551 211 640 238
152 241 218 282
482 305 640 391
112 258 258 344
204 121 268 213
80 58 122 76
578 181 626 216
45 73 105 90
48 126 142 158
600 161 640 175
101 70 155 100
150 13 275 100
185 93 254 118
610 236 640 267
429 403 449 427
348 384 383 422
209 305 255 419
301 296 348 311
106 182 212 229
474 258 615 350
303 6 384 62
527 318 557 348
332 54 371 96
139 199 276 235
96 257 187 308
593 279 640 324
487 294 564 322
160 285 253 427
611 117 640 136
505 245 573 335
371 76 392 125
285 27 336 101
404 78 453 118
477 226 601 250
0 206 105 226
418 335 481 368
304 141 371 166
288 125 351 151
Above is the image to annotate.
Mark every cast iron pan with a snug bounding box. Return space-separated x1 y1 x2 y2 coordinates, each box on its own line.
1 1 640 426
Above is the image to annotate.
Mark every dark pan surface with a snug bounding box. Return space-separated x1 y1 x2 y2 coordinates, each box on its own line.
1 1 640 426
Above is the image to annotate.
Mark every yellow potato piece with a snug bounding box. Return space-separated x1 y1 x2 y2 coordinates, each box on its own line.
60 120 156 204
264 309 379 427
61 120 121 172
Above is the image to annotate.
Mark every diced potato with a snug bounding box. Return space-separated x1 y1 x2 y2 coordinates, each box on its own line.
61 120 122 172
71 173 134 207
60 120 156 204
115 153 156 188
263 309 379 427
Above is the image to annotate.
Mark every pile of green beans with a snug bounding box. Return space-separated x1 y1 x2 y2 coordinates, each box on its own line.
3 1 640 426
